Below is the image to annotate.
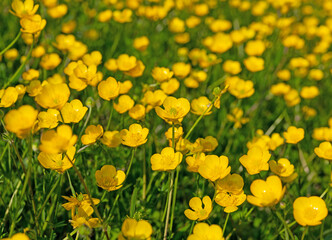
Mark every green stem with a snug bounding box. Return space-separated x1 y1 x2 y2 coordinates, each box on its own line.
78 106 92 143
223 213 230 237
163 171 175 240
142 145 146 200
125 148 137 179
106 101 114 131
301 226 308 240
169 167 180 233
0 31 21 56
275 211 295 240
4 40 34 88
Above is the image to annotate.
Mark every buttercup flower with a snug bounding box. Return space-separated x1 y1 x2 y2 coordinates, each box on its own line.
283 126 304 144
113 95 135 114
39 125 77 154
184 196 212 221
191 96 212 116
120 124 149 147
198 155 231 181
10 0 39 18
70 205 100 229
81 125 104 145
35 83 70 109
4 105 38 139
98 77 120 101
117 54 137 71
172 62 191 78
155 96 190 124
243 56 264 72
1 232 30 240
37 109 60 129
38 146 76 173
60 99 88 123
269 158 295 177
133 36 149 51
247 176 286 207
95 165 125 191
187 223 224 240
20 14 46 34
100 131 122 148
118 218 153 240
314 141 332 160
151 67 173 82
151 147 183 171
40 53 61 70
129 104 146 120
293 196 328 226
239 146 270 175
0 87 18 108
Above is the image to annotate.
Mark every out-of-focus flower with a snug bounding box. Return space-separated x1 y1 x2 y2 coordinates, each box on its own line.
187 223 224 240
243 56 264 72
98 77 120 101
10 0 39 18
186 153 205 173
314 141 332 160
38 146 76 173
191 96 212 116
1 232 30 240
0 87 18 108
172 62 191 78
293 196 328 226
113 95 135 114
95 165 125 191
247 176 286 207
118 218 153 240
35 83 70 109
100 131 122 148
37 109 59 129
133 36 149 51
283 126 304 144
4 105 38 139
151 67 174 82
81 125 103 145
184 196 212 221
227 108 249 128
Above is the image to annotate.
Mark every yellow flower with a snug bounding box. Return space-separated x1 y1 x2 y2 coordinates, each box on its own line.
120 123 148 147
215 173 246 213
172 62 191 78
117 54 137 71
270 83 291 96
4 105 38 139
70 205 100 229
95 165 125 191
119 80 133 94
155 96 190 124
151 67 174 82
245 40 266 56
186 153 205 173
247 175 286 207
284 88 301 106
81 125 103 145
47 4 68 18
60 99 88 123
184 196 212 221
143 90 167 112
165 126 183 144
4 48 19 61
314 141 332 160
293 196 328 226
113 95 135 114
100 131 122 148
118 218 153 240
243 56 264 72
113 9 132 23
198 155 231 181
283 126 304 144
20 14 46 34
10 0 39 18
222 60 242 75
168 17 185 33
277 69 291 81
98 9 112 22
39 125 77 154
187 223 224 240
125 60 145 77
227 77 255 99
22 69 39 81
0 87 18 108
98 77 120 101
151 147 183 171
189 136 218 153
62 193 100 212
38 146 76 173
133 36 149 51
191 96 212 116
226 107 249 128
239 146 270 175
35 83 70 109
160 78 180 95
300 86 320 99
82 51 102 66
129 104 146 120
269 158 295 177
1 232 30 240
37 109 60 129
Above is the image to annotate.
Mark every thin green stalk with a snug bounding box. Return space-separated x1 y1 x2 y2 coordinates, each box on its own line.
36 174 61 220
223 213 230 237
4 40 34 88
125 148 137 179
142 145 146 200
275 211 295 240
169 166 180 233
188 220 196 236
0 31 21 56
106 101 114 131
301 226 308 240
163 171 175 240
78 106 92 143
66 171 76 196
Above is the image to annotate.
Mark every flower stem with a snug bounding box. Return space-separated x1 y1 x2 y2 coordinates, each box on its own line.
106 101 114 131
4 40 34 88
0 31 21 56
223 213 230 237
163 170 175 240
301 226 308 240
275 211 295 240
126 148 137 178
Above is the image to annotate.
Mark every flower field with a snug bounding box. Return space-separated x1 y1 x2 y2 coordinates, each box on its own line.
0 0 332 239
